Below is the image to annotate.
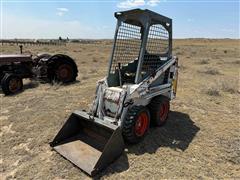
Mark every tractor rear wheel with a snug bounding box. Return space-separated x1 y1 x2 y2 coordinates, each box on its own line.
1 74 23 95
55 63 75 83
48 55 78 83
149 95 170 126
122 106 150 144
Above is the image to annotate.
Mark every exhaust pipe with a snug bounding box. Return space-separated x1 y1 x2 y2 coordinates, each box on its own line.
50 110 125 176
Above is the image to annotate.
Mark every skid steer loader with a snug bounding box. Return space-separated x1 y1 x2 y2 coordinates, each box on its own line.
50 9 178 176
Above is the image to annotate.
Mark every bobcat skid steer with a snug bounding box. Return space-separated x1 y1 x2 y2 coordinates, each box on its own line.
50 9 178 176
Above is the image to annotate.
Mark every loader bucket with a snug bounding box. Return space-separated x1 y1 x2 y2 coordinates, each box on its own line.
50 110 125 176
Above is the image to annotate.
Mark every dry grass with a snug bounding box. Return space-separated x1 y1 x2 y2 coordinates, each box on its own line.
178 63 187 71
199 67 222 75
198 58 209 64
89 68 98 74
204 79 238 96
205 86 221 96
92 57 98 62
221 80 238 94
80 61 86 64
81 75 89 80
232 60 240 64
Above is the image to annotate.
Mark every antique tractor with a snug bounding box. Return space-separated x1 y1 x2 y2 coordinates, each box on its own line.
0 47 78 95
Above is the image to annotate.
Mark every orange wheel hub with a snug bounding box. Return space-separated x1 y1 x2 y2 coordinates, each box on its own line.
135 112 149 137
9 78 21 93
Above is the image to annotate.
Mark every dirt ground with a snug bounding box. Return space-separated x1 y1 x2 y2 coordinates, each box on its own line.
1 39 239 179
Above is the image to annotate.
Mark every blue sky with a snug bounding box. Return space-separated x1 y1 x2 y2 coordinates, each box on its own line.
1 0 239 39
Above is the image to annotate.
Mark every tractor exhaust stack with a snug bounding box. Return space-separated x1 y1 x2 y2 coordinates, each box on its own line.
50 110 125 176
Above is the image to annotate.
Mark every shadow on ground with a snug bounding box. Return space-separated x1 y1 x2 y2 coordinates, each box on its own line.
129 111 200 154
50 79 80 86
23 80 39 90
96 111 200 178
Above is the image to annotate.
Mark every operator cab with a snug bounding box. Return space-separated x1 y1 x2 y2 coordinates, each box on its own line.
107 9 172 87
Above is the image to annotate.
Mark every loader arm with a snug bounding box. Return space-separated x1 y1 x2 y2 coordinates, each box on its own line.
129 56 178 99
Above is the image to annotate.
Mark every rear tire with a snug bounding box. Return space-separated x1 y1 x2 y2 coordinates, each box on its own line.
1 74 23 95
149 96 170 126
122 106 150 144
55 63 76 83
47 55 78 83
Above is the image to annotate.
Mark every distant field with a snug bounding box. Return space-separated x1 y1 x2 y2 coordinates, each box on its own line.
1 39 240 179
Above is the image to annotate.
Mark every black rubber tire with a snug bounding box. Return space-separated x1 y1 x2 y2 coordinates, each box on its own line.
1 74 23 95
55 64 73 83
149 95 170 126
47 54 78 83
122 106 150 144
0 69 4 83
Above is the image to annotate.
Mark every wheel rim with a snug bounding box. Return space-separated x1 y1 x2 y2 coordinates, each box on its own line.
135 112 149 137
57 64 73 82
9 78 21 93
159 101 169 122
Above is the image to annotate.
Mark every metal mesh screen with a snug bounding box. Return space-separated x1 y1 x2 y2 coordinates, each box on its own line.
142 24 169 75
146 24 169 54
110 22 142 73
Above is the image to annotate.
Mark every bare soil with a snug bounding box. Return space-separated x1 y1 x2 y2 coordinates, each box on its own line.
1 39 240 179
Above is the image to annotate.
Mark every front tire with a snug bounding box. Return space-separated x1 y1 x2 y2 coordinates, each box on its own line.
1 74 23 95
122 106 150 144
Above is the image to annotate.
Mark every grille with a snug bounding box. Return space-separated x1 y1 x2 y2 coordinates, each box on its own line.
110 22 142 73
142 24 169 75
